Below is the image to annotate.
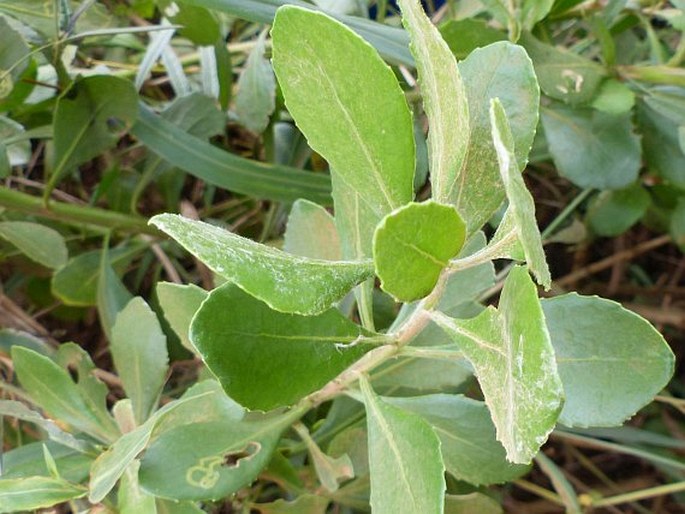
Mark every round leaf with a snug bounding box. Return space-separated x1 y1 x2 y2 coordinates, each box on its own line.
373 201 466 302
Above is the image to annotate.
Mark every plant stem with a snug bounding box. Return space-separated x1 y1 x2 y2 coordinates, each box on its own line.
590 481 685 508
0 186 159 236
541 187 593 240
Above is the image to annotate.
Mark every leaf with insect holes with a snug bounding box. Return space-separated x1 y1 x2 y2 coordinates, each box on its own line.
373 201 466 302
430 266 563 464
150 213 374 316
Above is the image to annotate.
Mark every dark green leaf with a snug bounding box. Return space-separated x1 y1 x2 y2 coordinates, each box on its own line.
190 284 370 411
0 16 29 99
586 184 650 236
439 19 505 60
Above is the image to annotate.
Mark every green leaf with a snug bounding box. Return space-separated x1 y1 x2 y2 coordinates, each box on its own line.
373 201 466 301
0 116 31 170
430 266 564 463
0 0 112 37
139 410 298 501
586 184 650 236
235 30 276 134
131 105 332 205
156 282 207 353
167 3 220 45
97 246 133 341
293 424 353 492
638 98 685 188
190 284 369 411
0 400 91 454
388 395 529 485
361 378 445 514
150 213 373 316
272 5 414 258
49 75 138 193
397 0 469 207
254 495 330 514
445 493 503 514
0 221 67 269
2 441 92 483
52 245 144 307
11 347 115 443
111 297 169 424
0 476 86 512
541 105 641 190
542 293 675 427
439 19 505 60
520 32 606 105
0 328 55 358
89 380 239 503
54 343 119 441
457 42 540 233
591 79 635 115
119 461 157 514
0 16 29 99
284 199 341 260
490 99 550 289
156 498 207 514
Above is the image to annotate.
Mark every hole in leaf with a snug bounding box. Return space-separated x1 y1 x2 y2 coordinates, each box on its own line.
222 441 261 468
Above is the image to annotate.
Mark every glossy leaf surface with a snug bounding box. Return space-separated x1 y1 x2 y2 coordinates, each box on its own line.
190 284 369 411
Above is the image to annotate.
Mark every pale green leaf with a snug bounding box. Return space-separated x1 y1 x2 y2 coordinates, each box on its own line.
373 201 466 301
190 284 369 411
388 395 529 485
0 221 67 269
520 32 606 105
542 293 675 427
50 75 138 193
0 16 29 99
294 424 353 492
119 461 157 514
445 493 502 514
97 246 133 341
2 441 92 483
150 213 373 315
156 498 207 514
111 297 169 424
430 266 564 463
11 347 114 443
541 106 641 190
490 99 550 289
254 495 330 513
397 0 469 206
156 282 208 353
52 245 144 307
520 0 554 30
89 380 239 503
272 5 414 259
0 476 86 512
361 378 445 514
139 410 299 501
284 199 341 261
591 79 635 115
457 42 540 233
0 116 30 168
235 30 276 133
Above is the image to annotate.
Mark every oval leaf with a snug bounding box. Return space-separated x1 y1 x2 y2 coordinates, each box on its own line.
0 221 67 269
361 379 445 514
542 293 675 427
373 201 466 301
190 284 370 411
150 214 373 316
0 476 85 513
430 266 564 463
396 0 469 206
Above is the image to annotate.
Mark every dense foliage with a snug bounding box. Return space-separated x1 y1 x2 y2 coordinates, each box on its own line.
0 1 684 513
